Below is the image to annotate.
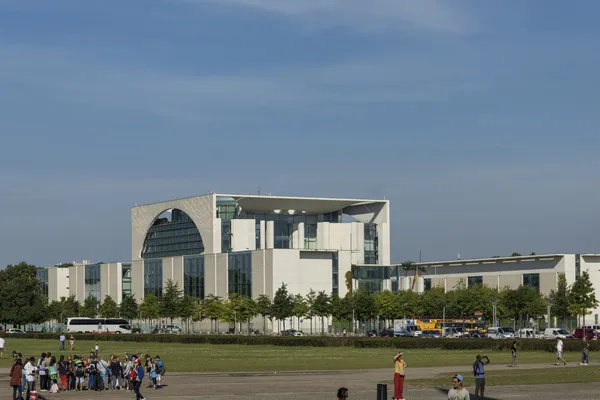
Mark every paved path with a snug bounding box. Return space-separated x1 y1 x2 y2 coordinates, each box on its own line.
0 362 596 399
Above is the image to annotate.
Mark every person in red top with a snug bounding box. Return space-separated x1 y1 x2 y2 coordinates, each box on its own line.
9 358 24 400
393 352 407 400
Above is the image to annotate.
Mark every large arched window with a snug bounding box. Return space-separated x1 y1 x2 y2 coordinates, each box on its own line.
141 209 205 259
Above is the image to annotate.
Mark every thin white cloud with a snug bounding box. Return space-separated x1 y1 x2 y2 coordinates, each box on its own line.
186 0 471 33
0 43 482 122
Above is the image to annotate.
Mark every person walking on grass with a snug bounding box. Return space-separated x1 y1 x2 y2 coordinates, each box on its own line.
448 374 470 400
510 341 518 367
69 335 75 352
556 337 567 366
59 333 65 351
472 355 489 399
10 358 24 400
393 352 406 400
581 337 590 365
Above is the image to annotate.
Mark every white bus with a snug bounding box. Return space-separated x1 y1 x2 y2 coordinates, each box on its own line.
66 317 132 334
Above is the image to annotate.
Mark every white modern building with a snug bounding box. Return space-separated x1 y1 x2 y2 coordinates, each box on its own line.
40 193 392 318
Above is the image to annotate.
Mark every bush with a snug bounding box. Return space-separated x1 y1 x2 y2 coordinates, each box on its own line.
15 333 594 352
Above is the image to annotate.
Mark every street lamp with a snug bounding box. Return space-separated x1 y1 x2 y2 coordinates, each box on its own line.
488 298 500 328
544 296 552 329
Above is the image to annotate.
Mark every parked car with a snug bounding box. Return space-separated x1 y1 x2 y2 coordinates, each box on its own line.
487 327 516 339
543 328 573 340
379 329 395 337
394 329 413 337
281 329 303 336
572 328 597 340
165 325 182 333
442 327 462 338
420 330 442 338
7 328 24 334
468 330 486 338
405 325 423 337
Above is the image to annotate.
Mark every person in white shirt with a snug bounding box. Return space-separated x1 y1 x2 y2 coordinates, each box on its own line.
448 374 470 400
24 357 38 398
59 334 66 351
556 338 567 365
0 336 5 359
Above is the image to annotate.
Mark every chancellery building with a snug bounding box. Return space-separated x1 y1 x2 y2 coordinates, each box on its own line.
37 192 600 328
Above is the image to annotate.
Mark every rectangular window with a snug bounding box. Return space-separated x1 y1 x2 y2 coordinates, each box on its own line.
524 273 540 292
424 278 432 292
184 256 205 299
228 252 252 297
221 220 232 253
36 268 49 296
332 253 339 296
352 266 389 293
255 221 261 249
121 264 132 298
468 276 483 287
85 264 101 300
144 259 163 297
274 221 290 249
364 223 378 264
576 254 581 279
304 223 317 249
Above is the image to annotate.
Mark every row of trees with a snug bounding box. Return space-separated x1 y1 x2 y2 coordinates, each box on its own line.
1 262 597 331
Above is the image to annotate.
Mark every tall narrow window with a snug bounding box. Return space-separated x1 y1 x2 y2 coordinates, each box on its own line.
364 223 378 264
523 273 540 292
122 264 132 298
144 259 163 297
332 253 339 296
36 268 49 296
304 223 317 249
184 256 204 299
424 278 432 292
228 252 252 297
85 264 101 300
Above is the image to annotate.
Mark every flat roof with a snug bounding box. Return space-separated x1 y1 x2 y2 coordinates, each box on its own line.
415 254 567 267
134 192 387 214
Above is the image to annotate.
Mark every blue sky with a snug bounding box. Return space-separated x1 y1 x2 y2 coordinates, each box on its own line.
1 0 600 267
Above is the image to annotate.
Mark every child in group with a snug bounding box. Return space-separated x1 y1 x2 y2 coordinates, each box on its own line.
155 355 164 388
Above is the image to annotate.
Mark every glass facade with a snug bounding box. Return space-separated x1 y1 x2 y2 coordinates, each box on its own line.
141 209 204 259
524 273 540 292
216 198 237 220
576 254 581 279
36 268 49 296
85 263 101 300
274 220 290 249
144 259 163 297
468 276 483 287
221 220 232 253
184 256 205 299
352 266 389 293
228 252 252 297
364 223 378 264
332 253 339 295
304 223 317 249
122 264 132 298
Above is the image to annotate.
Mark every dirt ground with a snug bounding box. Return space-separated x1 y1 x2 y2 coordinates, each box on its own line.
1 365 599 399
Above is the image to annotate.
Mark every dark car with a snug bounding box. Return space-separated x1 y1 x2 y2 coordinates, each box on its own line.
421 330 442 338
379 329 395 337
573 328 599 340
468 330 486 338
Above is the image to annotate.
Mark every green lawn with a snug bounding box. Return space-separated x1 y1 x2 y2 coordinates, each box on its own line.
0 338 584 373
405 366 600 387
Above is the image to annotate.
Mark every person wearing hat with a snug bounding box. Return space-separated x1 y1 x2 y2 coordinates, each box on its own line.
392 352 406 400
448 374 470 400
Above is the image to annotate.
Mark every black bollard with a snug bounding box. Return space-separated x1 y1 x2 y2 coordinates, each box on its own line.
376 383 388 400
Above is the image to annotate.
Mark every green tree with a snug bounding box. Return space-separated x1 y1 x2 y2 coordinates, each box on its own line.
312 291 331 334
331 293 353 331
344 271 353 294
139 294 161 325
47 300 63 322
549 273 571 323
570 270 598 328
501 285 546 324
81 295 100 318
0 262 47 326
201 294 225 333
256 294 272 333
63 295 81 319
179 295 198 333
119 294 139 321
395 290 424 318
99 295 119 318
375 290 395 326
420 286 446 317
352 290 377 331
292 294 310 330
160 279 183 325
271 283 293 331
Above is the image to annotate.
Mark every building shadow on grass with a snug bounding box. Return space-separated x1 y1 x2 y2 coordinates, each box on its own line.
433 387 500 400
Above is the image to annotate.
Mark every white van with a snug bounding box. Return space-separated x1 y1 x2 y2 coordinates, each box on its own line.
487 327 516 339
443 327 462 338
518 328 535 339
543 328 573 339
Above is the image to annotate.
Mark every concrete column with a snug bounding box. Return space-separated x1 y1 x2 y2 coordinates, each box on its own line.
259 220 266 249
266 221 275 249
297 222 305 249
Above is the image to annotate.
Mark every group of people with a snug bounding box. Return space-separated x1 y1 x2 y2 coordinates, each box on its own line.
8 344 165 400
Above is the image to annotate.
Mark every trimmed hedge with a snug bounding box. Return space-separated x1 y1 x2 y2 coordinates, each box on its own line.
12 333 595 352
